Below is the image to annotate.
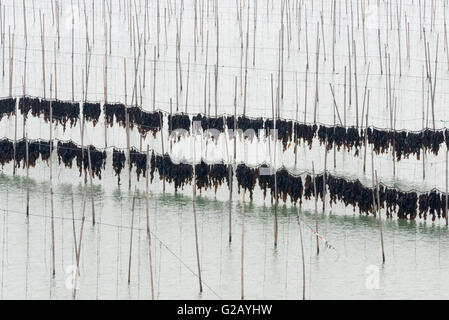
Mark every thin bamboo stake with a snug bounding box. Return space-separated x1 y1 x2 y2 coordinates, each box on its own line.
313 23 320 124
233 76 237 162
73 186 88 299
185 53 190 113
312 162 319 254
70 186 79 275
378 29 383 74
353 39 359 128
145 145 155 300
323 146 327 211
153 46 157 111
375 171 385 264
241 188 246 300
71 15 74 101
25 133 29 216
296 205 306 300
87 146 95 225
49 75 55 277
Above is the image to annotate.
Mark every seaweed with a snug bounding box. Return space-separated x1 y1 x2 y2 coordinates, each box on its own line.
129 148 147 181
265 119 293 150
138 110 163 138
236 163 259 200
112 148 126 183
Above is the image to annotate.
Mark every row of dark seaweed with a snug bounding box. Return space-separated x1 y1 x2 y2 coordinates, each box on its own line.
0 98 16 121
57 141 106 179
236 163 447 220
104 103 163 137
0 138 52 168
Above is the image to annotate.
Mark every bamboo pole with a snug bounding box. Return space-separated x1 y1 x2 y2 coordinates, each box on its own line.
444 149 449 226
312 162 319 254
233 76 237 162
104 18 108 148
145 145 155 300
87 146 95 225
73 186 88 299
25 133 29 216
185 53 190 113
313 23 320 124
323 146 327 211
296 205 306 300
71 186 79 276
241 188 246 300
353 39 359 128
124 58 131 190
128 186 137 284
363 91 370 174
54 42 57 100
153 46 157 111
375 171 385 264
294 72 298 167
49 75 55 277
71 15 74 101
